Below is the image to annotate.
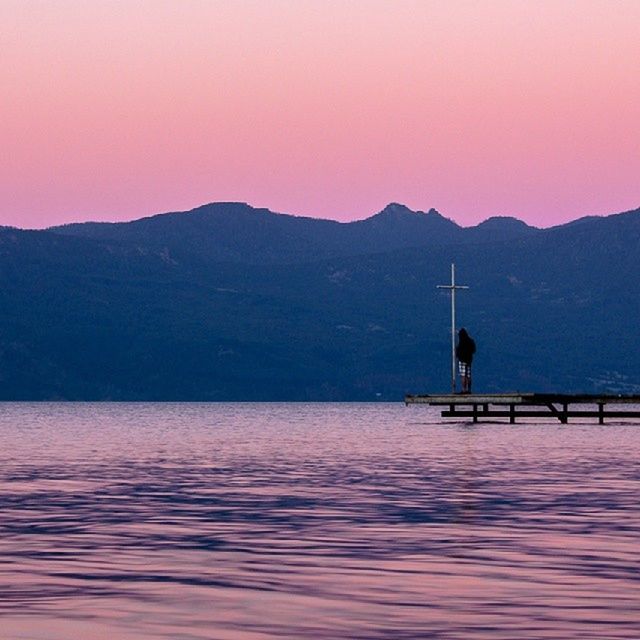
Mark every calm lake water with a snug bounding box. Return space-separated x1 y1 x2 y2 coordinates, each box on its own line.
0 403 638 639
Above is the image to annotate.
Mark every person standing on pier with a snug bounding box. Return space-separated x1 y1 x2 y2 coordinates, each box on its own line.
456 328 476 394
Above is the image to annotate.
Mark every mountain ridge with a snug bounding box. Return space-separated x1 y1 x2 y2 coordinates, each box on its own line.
47 201 544 265
1 201 639 400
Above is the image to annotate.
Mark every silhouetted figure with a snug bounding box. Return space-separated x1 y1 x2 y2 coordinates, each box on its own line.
456 328 476 394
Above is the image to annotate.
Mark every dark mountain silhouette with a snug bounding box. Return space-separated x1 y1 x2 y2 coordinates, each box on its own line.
50 201 539 264
1 202 638 400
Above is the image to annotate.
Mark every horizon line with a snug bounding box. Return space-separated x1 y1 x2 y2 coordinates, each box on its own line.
4 199 640 233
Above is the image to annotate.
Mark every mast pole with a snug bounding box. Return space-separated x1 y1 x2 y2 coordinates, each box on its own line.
451 263 456 393
437 263 469 394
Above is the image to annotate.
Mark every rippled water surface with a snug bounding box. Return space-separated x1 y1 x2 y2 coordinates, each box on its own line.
0 403 639 639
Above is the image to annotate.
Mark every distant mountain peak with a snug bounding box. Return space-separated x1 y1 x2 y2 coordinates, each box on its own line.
378 202 415 216
192 201 256 215
476 215 533 230
375 203 445 219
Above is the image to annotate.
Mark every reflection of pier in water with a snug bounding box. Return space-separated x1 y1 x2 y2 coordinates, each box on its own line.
405 393 640 424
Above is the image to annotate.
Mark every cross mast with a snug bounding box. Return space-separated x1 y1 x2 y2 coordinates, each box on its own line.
437 263 469 393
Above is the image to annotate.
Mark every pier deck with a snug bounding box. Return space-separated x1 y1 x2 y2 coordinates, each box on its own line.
404 393 640 423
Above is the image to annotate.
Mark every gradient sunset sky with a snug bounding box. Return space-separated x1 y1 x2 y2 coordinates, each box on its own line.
2 0 639 228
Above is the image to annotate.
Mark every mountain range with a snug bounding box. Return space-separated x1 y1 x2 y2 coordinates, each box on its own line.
1 201 639 400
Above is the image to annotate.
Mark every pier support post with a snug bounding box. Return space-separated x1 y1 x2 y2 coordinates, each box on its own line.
598 403 604 424
509 404 516 424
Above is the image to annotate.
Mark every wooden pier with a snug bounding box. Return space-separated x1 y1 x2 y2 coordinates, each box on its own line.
405 393 640 423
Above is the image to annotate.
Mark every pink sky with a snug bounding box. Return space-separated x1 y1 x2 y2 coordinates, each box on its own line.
2 0 639 229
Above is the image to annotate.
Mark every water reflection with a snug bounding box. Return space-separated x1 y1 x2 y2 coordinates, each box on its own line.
0 403 639 639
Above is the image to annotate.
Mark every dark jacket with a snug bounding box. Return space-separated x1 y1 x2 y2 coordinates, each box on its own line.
456 329 476 364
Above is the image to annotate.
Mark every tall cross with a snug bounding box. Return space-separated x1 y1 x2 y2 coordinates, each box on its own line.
437 263 469 393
